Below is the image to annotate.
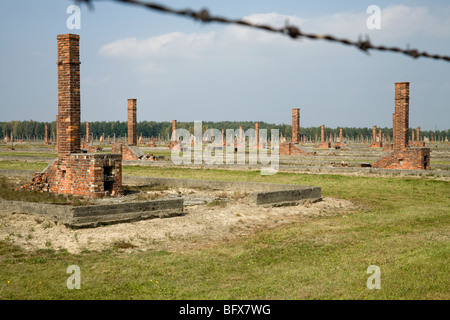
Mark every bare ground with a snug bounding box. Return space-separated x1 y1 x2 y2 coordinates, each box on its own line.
0 187 356 254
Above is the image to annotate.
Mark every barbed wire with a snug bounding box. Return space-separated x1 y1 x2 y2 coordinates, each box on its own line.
78 0 450 63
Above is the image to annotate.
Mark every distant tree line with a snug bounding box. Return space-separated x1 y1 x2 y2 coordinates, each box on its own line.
0 120 448 141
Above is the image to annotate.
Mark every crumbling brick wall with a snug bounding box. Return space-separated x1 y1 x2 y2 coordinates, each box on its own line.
371 148 430 170
45 154 123 196
279 143 316 155
112 143 144 160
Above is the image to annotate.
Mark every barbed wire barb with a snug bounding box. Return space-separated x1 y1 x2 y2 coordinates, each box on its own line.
80 0 450 63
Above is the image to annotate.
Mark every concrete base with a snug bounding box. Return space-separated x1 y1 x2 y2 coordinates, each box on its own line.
249 189 322 207
123 176 322 207
1 172 322 227
0 198 184 228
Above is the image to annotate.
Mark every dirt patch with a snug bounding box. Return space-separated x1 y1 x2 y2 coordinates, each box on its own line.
0 188 356 253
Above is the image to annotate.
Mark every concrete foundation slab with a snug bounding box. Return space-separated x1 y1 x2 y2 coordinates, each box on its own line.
0 198 184 228
123 176 322 206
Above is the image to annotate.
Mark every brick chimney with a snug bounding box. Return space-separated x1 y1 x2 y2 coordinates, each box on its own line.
255 122 259 149
321 125 325 143
393 82 409 151
372 126 376 144
127 99 137 146
292 108 300 144
44 123 49 144
56 34 81 157
86 122 90 143
172 120 177 142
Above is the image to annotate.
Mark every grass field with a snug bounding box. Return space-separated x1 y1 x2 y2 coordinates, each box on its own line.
0 160 49 171
0 152 57 158
0 164 449 300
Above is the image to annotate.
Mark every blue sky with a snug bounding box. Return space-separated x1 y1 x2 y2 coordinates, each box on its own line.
0 0 449 131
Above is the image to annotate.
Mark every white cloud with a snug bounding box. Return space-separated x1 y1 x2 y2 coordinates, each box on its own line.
303 12 366 37
302 5 450 42
98 5 450 61
381 5 450 39
98 12 306 60
223 12 306 44
99 31 215 58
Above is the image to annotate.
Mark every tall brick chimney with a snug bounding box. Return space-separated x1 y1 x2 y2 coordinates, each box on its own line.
416 127 420 144
320 125 325 143
239 126 243 146
372 126 376 144
56 34 81 156
30 34 124 198
371 81 430 170
393 82 409 151
255 122 259 149
44 124 49 144
127 99 137 146
292 108 300 144
86 122 90 143
172 120 177 142
392 114 396 145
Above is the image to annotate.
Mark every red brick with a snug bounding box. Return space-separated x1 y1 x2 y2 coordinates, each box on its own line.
317 125 331 148
292 108 300 144
128 99 137 145
25 34 125 197
371 82 430 170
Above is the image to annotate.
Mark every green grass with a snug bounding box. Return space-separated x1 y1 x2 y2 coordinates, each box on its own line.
0 151 57 158
143 150 175 157
431 161 450 165
0 166 449 299
0 160 49 171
